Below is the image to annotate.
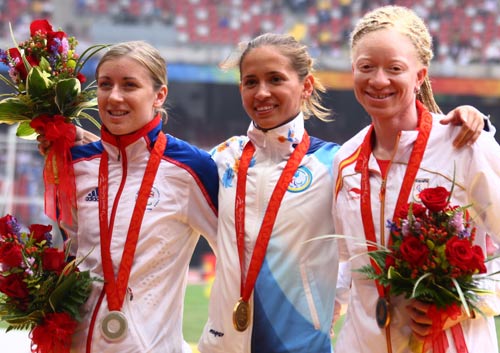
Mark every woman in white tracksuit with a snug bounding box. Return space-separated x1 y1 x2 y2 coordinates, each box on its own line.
197 33 341 353
333 6 500 353
60 41 219 353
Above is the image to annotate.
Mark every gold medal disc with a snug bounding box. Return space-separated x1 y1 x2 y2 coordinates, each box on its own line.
375 297 391 329
232 299 251 332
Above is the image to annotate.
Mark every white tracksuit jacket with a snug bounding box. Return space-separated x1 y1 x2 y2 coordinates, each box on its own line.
198 113 340 353
332 106 500 353
62 116 218 353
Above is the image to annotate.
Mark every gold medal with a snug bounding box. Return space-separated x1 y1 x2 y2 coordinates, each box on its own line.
375 297 391 329
101 310 128 342
232 298 251 332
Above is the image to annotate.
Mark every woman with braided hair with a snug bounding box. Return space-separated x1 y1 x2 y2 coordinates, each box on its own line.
332 5 500 353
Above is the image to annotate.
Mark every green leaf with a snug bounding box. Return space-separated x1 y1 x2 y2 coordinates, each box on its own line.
412 272 432 298
74 44 110 75
26 66 53 99
77 110 101 129
366 249 390 270
0 97 31 123
55 78 81 115
49 271 94 321
452 277 470 316
16 121 37 139
38 56 52 73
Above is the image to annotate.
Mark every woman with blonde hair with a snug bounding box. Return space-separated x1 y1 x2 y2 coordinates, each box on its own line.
59 41 218 352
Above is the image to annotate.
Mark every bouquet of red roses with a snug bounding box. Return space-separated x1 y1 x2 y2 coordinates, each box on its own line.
357 185 491 353
0 214 94 353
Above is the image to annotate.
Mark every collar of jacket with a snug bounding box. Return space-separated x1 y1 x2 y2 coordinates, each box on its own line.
101 114 162 149
247 112 305 156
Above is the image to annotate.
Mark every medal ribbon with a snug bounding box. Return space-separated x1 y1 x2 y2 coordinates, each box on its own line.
359 102 431 352
235 131 310 301
99 132 166 311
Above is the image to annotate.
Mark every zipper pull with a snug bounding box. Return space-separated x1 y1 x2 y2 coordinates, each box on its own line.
379 178 386 201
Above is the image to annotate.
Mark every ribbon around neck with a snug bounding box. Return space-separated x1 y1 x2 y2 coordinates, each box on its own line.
235 131 310 302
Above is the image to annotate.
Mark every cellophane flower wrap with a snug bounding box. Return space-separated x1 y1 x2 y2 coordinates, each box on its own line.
0 214 95 353
357 186 493 353
0 19 107 224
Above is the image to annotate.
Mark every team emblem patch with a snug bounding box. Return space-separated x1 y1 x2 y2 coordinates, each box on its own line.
412 178 429 202
288 166 312 193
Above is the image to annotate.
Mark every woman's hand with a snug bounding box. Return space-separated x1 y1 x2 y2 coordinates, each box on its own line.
440 105 486 148
406 299 471 341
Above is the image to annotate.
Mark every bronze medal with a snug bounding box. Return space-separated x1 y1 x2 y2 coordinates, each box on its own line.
232 299 251 332
375 297 391 329
101 311 128 342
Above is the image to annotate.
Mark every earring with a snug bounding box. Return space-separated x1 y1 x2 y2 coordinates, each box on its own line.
414 86 421 95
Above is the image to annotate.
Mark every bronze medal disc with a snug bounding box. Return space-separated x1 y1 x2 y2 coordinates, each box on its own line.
232 299 251 332
376 297 391 329
101 310 128 342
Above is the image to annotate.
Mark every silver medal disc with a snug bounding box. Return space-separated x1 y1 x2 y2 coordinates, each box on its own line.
101 311 128 342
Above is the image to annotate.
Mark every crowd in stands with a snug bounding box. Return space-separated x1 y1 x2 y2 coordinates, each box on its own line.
1 0 500 66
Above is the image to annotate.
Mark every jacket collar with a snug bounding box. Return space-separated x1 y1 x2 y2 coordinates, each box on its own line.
247 112 305 158
101 114 162 149
355 101 433 172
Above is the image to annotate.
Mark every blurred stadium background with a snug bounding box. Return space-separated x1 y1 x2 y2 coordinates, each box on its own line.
0 0 499 350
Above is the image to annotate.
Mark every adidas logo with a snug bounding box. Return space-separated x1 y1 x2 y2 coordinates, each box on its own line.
85 188 99 202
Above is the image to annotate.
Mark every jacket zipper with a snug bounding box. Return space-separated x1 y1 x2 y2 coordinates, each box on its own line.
378 132 401 248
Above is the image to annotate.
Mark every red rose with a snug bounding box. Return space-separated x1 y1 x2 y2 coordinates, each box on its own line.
470 245 487 274
0 273 29 298
399 236 429 268
47 31 68 54
445 236 475 272
42 248 67 273
29 223 52 244
6 48 39 81
30 19 53 35
0 214 18 236
76 72 87 83
410 203 427 218
395 203 411 219
0 241 23 267
396 202 427 219
385 254 396 270
419 187 450 212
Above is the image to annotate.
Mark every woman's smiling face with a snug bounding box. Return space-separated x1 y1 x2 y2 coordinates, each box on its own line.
97 56 167 135
351 28 427 122
239 45 312 130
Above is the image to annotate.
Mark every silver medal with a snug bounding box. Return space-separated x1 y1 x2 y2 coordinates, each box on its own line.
101 311 128 342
